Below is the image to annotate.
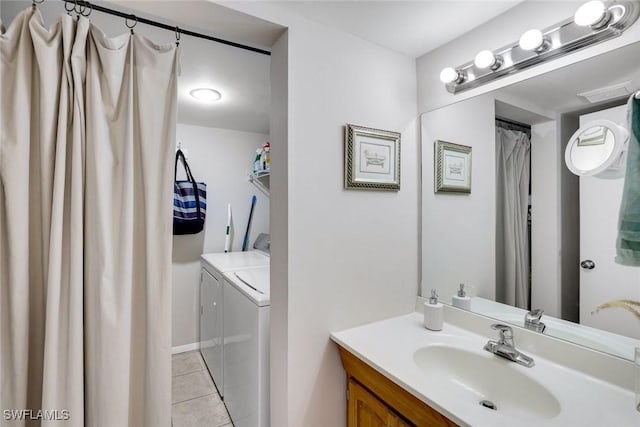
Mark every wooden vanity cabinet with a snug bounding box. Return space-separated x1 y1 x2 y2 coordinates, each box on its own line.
349 379 411 427
338 346 457 427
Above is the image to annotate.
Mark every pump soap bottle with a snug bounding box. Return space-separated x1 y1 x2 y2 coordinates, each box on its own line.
424 289 443 331
452 283 471 311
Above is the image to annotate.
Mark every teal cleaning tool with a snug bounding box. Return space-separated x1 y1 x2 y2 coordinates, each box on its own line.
242 195 257 251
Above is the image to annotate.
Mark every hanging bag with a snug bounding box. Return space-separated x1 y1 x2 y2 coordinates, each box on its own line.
173 149 207 235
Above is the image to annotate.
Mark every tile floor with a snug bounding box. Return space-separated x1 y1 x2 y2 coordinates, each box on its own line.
172 351 233 427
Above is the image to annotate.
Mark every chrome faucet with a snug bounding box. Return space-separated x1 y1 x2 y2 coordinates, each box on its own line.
525 308 546 333
484 324 535 368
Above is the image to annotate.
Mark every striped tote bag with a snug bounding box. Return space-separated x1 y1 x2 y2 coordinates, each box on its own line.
173 149 207 235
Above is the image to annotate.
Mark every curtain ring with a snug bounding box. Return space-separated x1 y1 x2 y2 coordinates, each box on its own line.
32 0 44 9
81 2 92 17
125 15 137 34
175 26 181 46
64 0 75 14
75 0 85 15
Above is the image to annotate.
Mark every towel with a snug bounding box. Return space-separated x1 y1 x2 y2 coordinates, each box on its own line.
615 95 640 266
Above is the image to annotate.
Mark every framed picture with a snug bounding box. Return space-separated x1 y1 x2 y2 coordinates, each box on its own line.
344 124 401 191
435 140 472 193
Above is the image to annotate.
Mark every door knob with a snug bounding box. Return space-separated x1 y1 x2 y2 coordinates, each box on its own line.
580 260 595 270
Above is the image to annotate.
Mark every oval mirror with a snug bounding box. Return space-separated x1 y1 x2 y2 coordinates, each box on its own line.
565 119 629 178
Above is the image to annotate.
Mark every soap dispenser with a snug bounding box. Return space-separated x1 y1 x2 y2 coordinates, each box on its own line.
452 283 471 311
424 289 443 331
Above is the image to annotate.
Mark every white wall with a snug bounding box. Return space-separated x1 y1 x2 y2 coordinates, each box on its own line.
172 124 269 347
221 3 419 427
421 95 496 301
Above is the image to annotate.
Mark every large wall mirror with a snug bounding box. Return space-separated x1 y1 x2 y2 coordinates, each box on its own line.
420 40 640 361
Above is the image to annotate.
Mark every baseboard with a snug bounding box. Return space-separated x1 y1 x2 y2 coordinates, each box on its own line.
171 342 200 355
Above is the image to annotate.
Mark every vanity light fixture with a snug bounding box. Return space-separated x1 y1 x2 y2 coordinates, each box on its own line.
190 88 222 103
518 29 550 52
440 0 639 94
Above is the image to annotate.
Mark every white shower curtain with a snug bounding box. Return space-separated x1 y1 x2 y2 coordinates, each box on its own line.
1 7 178 426
496 127 531 309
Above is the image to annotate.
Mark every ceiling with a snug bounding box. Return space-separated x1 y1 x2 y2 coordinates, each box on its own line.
274 0 525 57
1 1 527 133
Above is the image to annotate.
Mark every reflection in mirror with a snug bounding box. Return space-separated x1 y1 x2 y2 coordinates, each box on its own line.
565 120 629 178
572 126 614 168
421 41 640 361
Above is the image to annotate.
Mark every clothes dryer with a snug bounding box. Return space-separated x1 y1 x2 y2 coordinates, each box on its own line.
222 266 270 427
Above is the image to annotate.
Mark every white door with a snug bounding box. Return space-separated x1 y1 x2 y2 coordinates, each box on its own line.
579 106 640 339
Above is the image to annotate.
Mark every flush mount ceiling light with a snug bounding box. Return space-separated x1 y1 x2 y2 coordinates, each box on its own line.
519 29 550 52
190 88 222 102
574 0 611 28
439 67 466 84
440 0 639 94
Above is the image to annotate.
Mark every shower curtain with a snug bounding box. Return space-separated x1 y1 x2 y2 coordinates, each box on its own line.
496 127 531 309
1 7 178 426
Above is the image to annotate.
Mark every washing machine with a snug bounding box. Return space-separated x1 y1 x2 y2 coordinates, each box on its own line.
199 235 269 397
222 266 270 427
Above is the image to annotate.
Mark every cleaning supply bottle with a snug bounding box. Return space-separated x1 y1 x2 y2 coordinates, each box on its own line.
253 148 262 173
452 283 471 311
264 142 271 171
424 289 443 331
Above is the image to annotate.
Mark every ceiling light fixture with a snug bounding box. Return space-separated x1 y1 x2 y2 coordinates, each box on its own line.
440 0 638 94
439 67 466 84
574 0 611 29
190 88 222 103
474 50 502 70
519 29 550 52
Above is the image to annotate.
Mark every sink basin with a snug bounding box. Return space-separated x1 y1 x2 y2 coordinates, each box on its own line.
413 345 561 421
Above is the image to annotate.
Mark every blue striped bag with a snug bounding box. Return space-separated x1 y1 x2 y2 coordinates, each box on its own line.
173 149 207 235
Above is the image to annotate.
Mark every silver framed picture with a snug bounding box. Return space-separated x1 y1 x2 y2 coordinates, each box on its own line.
435 140 472 193
344 124 401 191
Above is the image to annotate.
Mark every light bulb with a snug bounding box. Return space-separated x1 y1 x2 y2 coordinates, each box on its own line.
574 1 608 27
474 50 498 69
190 88 222 102
519 29 545 51
439 67 461 84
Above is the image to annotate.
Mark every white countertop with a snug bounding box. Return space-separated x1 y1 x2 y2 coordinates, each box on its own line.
331 312 640 427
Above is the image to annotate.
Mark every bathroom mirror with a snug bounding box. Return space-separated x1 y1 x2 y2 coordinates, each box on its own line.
565 120 629 178
420 40 640 361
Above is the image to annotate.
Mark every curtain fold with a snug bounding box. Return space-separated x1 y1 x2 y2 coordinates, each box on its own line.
1 7 177 426
496 127 531 309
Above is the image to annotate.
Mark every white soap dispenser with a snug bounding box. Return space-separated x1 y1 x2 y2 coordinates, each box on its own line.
452 283 471 311
424 289 443 331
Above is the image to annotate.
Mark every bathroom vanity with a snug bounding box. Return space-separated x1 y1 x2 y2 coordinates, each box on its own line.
337 344 456 426
331 306 640 427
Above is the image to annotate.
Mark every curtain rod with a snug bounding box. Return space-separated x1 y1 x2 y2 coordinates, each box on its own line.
495 117 531 130
59 0 271 56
